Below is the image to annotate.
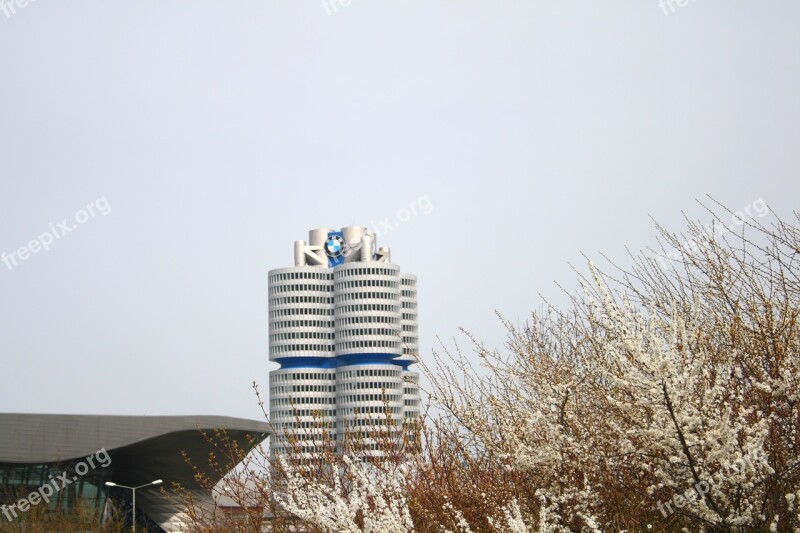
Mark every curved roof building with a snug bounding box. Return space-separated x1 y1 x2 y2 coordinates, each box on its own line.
0 413 270 531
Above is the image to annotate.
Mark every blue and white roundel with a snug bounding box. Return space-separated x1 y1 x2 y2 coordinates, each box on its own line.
325 235 346 258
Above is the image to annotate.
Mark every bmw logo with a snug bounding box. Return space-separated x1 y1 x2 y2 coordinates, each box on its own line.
324 235 346 258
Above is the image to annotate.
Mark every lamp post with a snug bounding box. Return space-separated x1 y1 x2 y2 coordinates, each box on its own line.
105 479 162 533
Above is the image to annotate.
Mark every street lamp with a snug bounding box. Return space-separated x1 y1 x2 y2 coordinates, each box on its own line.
105 479 162 533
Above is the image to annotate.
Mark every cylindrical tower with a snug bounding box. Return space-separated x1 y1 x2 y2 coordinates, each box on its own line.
333 262 402 359
335 364 404 455
269 227 419 459
269 367 336 457
395 273 419 366
268 266 335 456
268 266 335 362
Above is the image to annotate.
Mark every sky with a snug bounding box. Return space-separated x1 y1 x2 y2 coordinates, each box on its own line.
1 1 798 422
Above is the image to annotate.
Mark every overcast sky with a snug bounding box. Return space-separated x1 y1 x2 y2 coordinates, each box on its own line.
1 1 798 421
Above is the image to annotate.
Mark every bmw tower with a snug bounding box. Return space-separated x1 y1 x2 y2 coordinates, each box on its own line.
268 226 420 457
